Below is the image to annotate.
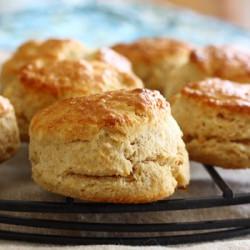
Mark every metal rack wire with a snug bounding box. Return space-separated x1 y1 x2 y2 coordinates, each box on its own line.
0 164 249 246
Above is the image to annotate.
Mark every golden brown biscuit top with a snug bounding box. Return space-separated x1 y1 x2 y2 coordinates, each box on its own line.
112 37 192 65
88 48 132 73
1 39 87 78
30 89 168 142
16 39 85 59
181 78 250 113
19 59 143 97
0 96 12 117
190 45 250 82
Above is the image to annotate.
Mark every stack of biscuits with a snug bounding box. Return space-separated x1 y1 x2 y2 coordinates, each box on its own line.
0 37 249 203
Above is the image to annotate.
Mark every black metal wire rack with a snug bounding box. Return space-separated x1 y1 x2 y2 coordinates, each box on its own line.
0 164 250 246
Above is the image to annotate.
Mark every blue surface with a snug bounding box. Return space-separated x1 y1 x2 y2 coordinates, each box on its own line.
1 0 250 51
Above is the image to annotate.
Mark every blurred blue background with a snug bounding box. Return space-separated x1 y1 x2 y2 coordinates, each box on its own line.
0 0 250 51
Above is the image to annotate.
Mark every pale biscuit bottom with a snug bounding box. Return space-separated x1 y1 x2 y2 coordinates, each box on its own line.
32 141 189 203
186 138 250 169
33 162 178 203
31 137 189 203
30 130 189 203
32 138 190 203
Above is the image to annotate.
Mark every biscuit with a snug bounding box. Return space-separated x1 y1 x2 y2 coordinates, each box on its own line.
112 37 192 92
0 39 87 91
88 47 133 73
30 89 190 203
0 95 20 163
171 78 250 168
3 59 143 141
165 45 250 98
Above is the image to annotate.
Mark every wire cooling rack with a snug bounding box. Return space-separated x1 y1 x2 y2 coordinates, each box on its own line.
0 164 249 246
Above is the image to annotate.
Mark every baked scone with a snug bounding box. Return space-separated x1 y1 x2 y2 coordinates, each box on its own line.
112 37 192 92
171 78 250 169
3 59 143 141
165 45 250 98
0 95 20 163
0 39 87 91
30 89 190 203
88 47 133 74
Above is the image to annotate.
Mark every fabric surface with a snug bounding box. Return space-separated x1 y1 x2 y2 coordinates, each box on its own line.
1 240 250 250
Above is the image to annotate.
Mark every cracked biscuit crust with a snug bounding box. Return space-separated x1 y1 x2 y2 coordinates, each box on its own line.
1 39 87 90
190 45 250 81
1 39 142 141
3 57 143 141
171 78 250 168
165 45 250 98
30 89 190 203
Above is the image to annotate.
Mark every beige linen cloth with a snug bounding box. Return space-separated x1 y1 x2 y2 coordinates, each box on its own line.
0 54 250 249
